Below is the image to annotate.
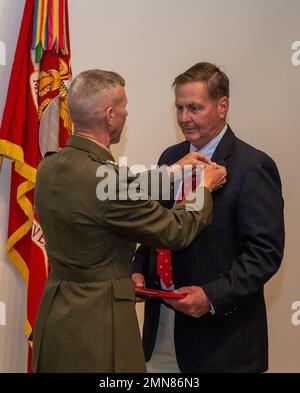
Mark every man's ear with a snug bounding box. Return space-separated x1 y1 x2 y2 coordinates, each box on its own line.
218 96 229 119
105 106 114 125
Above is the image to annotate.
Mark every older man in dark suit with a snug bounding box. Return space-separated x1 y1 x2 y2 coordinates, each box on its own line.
132 62 285 372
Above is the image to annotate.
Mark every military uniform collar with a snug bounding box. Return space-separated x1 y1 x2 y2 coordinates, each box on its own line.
65 134 115 162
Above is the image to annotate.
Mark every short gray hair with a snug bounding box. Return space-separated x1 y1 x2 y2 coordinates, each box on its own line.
68 69 125 129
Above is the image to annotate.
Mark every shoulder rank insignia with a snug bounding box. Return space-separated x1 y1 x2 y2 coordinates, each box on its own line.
101 159 128 169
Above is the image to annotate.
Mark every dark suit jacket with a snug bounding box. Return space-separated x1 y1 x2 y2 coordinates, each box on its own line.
133 126 285 372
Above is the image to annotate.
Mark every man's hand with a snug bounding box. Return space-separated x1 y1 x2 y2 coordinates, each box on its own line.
168 152 211 182
163 286 211 318
131 273 147 303
173 151 211 167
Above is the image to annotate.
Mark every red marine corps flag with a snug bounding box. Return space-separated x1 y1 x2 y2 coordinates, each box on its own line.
0 0 72 371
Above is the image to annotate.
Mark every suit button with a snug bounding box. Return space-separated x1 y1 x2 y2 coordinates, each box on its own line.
154 281 159 286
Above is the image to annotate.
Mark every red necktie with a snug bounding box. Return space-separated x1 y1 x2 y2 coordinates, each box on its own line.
157 174 196 289
157 249 173 288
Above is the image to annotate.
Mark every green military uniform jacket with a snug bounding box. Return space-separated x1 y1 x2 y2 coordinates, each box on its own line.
32 135 212 373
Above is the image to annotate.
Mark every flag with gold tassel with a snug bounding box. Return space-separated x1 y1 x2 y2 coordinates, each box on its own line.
0 0 72 371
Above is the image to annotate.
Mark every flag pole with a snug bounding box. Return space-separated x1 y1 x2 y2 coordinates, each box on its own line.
0 0 72 372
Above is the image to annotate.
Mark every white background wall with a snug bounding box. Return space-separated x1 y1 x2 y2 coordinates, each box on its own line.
0 0 299 372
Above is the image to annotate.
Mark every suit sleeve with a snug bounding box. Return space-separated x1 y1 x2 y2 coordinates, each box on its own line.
202 155 285 316
132 244 151 276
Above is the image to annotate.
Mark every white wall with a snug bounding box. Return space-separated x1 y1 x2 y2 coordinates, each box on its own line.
0 0 299 372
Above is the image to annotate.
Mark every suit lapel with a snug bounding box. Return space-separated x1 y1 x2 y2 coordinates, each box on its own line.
171 141 190 162
211 126 235 166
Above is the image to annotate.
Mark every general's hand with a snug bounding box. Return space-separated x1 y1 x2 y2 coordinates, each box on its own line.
168 152 211 182
131 273 147 303
173 151 211 167
163 286 211 318
204 162 227 192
